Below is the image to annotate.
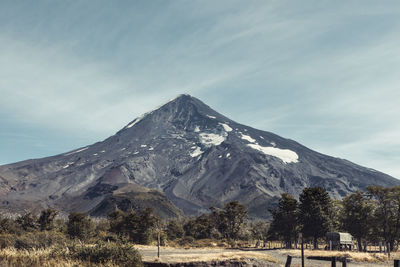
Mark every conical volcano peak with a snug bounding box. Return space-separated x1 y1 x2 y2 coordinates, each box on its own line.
123 94 230 130
0 93 399 219
162 94 216 115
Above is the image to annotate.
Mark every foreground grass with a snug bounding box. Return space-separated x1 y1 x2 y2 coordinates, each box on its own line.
0 247 117 267
279 249 397 263
0 241 143 267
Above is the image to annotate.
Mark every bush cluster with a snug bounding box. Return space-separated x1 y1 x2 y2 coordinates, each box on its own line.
52 241 142 267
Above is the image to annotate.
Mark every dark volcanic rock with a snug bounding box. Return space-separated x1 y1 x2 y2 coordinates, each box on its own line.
0 94 398 218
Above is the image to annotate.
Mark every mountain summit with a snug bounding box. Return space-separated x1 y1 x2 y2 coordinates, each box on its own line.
0 94 398 218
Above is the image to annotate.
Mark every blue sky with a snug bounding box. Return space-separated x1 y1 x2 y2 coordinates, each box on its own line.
1 1 400 178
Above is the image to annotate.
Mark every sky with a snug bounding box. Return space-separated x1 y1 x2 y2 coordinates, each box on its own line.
1 1 400 178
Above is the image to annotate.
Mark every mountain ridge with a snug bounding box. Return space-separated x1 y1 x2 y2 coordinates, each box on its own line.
0 94 398 218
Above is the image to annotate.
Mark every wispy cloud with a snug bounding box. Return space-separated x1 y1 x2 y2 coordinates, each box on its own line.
0 1 399 177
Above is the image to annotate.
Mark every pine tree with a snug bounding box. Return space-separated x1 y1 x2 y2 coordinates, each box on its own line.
218 201 248 240
298 187 333 248
340 191 372 251
268 193 298 248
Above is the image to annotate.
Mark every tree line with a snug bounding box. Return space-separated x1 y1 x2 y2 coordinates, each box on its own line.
0 200 253 249
267 185 400 251
1 185 400 256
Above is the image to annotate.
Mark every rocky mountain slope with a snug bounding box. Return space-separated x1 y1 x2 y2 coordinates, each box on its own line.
0 94 398 218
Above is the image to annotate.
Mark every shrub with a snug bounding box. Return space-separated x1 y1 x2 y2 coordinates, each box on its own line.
177 236 195 246
37 209 58 231
15 213 38 231
52 241 143 266
166 220 184 241
36 230 68 248
67 212 93 241
0 233 15 249
108 208 158 245
0 217 20 234
13 231 69 250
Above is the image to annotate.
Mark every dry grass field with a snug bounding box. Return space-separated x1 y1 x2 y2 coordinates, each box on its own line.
0 242 142 267
137 245 279 263
0 247 118 267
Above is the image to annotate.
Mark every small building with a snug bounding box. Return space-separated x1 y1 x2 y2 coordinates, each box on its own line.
325 232 354 250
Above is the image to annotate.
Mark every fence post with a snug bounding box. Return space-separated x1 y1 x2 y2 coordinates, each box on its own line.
394 259 399 267
342 257 347 267
157 230 160 258
285 255 292 267
379 241 382 253
331 256 336 267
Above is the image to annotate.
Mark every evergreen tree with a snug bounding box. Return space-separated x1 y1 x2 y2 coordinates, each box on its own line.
367 185 400 249
250 220 270 246
218 201 248 240
108 208 158 244
268 193 298 248
340 191 372 251
166 220 184 240
137 208 158 244
184 214 213 239
298 187 333 248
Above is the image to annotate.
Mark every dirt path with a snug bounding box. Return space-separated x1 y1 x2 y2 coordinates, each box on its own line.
265 249 392 267
137 246 394 267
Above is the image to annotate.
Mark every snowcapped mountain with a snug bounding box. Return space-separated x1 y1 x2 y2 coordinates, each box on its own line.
0 94 398 218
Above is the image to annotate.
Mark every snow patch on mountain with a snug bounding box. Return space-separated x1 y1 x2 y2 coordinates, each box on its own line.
206 115 216 119
247 143 299 164
126 116 144 128
219 123 233 132
240 133 256 143
199 133 225 146
194 126 200 132
64 147 88 156
190 147 203 158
